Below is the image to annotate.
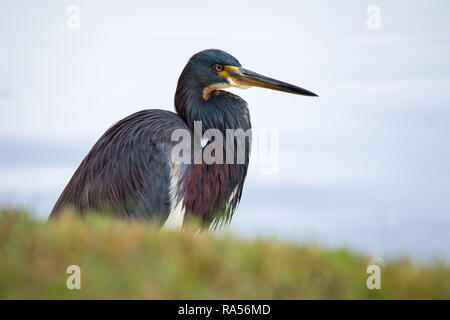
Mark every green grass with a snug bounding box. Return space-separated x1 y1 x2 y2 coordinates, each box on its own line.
0 208 449 299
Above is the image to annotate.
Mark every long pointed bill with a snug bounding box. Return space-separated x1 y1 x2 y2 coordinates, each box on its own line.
220 65 318 97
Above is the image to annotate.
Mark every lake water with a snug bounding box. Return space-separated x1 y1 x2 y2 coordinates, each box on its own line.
1 139 449 262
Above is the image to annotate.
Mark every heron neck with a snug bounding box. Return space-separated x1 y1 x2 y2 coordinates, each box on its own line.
175 85 252 227
175 85 251 134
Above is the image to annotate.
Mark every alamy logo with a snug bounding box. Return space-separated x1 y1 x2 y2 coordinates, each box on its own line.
66 265 81 290
66 5 81 30
366 5 381 30
366 264 381 290
170 121 279 175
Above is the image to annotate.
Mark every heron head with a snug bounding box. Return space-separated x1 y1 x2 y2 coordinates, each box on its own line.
181 49 318 100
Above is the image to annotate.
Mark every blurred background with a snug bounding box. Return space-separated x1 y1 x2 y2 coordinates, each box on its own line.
1 0 449 260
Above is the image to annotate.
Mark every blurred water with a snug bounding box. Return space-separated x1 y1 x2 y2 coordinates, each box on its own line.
1 139 449 261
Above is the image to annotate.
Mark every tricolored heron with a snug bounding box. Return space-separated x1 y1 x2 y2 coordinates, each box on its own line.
49 49 317 229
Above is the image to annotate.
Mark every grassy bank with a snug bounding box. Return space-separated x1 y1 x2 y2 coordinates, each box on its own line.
0 208 449 299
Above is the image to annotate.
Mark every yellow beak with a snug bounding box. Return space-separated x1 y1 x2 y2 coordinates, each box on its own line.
220 65 318 97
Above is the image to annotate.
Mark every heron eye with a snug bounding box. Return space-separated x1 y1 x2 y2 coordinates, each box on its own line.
214 64 224 72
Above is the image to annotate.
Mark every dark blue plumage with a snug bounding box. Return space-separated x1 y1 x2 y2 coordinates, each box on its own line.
50 109 190 223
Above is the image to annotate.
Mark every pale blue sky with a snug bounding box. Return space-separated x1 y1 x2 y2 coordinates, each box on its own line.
1 0 450 259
